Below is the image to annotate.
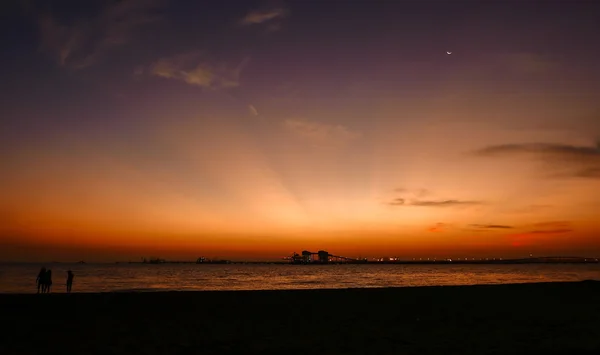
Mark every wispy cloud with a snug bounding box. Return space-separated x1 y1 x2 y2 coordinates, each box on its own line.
389 189 483 208
528 229 572 234
501 221 570 232
531 221 571 229
410 200 483 207
388 198 483 207
427 223 448 233
474 141 600 179
470 224 513 229
389 198 405 206
507 221 573 246
144 52 250 90
37 0 164 69
475 142 600 158
283 119 362 143
240 8 288 25
248 105 259 116
576 167 600 178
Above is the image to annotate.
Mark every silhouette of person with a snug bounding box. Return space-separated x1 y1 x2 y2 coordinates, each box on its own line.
66 270 74 293
45 270 53 293
36 267 46 293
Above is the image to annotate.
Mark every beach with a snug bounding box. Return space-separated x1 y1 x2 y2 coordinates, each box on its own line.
2 281 600 354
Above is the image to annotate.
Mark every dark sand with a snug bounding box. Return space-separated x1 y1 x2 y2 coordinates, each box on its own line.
2 281 600 354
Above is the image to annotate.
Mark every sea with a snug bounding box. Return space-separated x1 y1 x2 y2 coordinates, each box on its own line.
1 263 599 294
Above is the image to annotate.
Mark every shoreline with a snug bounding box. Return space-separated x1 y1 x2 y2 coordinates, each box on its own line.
1 279 599 296
3 281 600 354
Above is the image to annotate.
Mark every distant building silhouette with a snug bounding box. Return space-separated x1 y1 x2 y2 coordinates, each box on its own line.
318 250 330 264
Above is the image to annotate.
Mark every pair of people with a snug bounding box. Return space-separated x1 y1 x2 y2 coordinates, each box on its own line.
36 268 74 293
36 267 52 293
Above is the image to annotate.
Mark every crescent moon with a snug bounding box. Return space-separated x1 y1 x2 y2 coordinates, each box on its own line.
446 51 452 55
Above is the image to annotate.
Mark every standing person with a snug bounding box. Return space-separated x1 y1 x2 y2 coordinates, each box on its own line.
36 267 46 293
66 270 74 293
45 269 53 293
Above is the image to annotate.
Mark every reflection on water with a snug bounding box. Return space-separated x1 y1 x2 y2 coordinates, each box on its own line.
1 263 599 294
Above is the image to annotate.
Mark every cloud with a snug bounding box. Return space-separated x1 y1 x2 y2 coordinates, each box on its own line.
283 119 362 143
470 224 513 229
240 8 287 25
528 229 572 234
507 221 573 246
475 142 600 158
146 52 249 90
37 0 164 69
531 221 572 233
531 221 571 229
389 198 405 206
427 223 448 233
248 105 259 116
409 200 483 207
576 167 600 178
389 189 483 208
474 141 600 179
388 199 482 207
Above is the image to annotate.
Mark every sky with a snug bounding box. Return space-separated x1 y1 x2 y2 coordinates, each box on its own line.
1 0 600 262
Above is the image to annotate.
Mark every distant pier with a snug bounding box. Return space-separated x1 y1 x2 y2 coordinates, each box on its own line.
129 255 599 265
284 253 599 265
287 250 367 264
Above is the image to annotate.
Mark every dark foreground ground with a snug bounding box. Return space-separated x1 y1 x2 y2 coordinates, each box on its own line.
2 282 600 355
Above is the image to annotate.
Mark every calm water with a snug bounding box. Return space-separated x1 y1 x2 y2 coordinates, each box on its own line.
1 263 599 294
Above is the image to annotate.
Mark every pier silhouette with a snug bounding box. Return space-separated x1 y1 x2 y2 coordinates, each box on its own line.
287 250 365 264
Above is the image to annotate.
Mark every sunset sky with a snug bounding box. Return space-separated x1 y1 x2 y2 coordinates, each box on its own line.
1 0 599 261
